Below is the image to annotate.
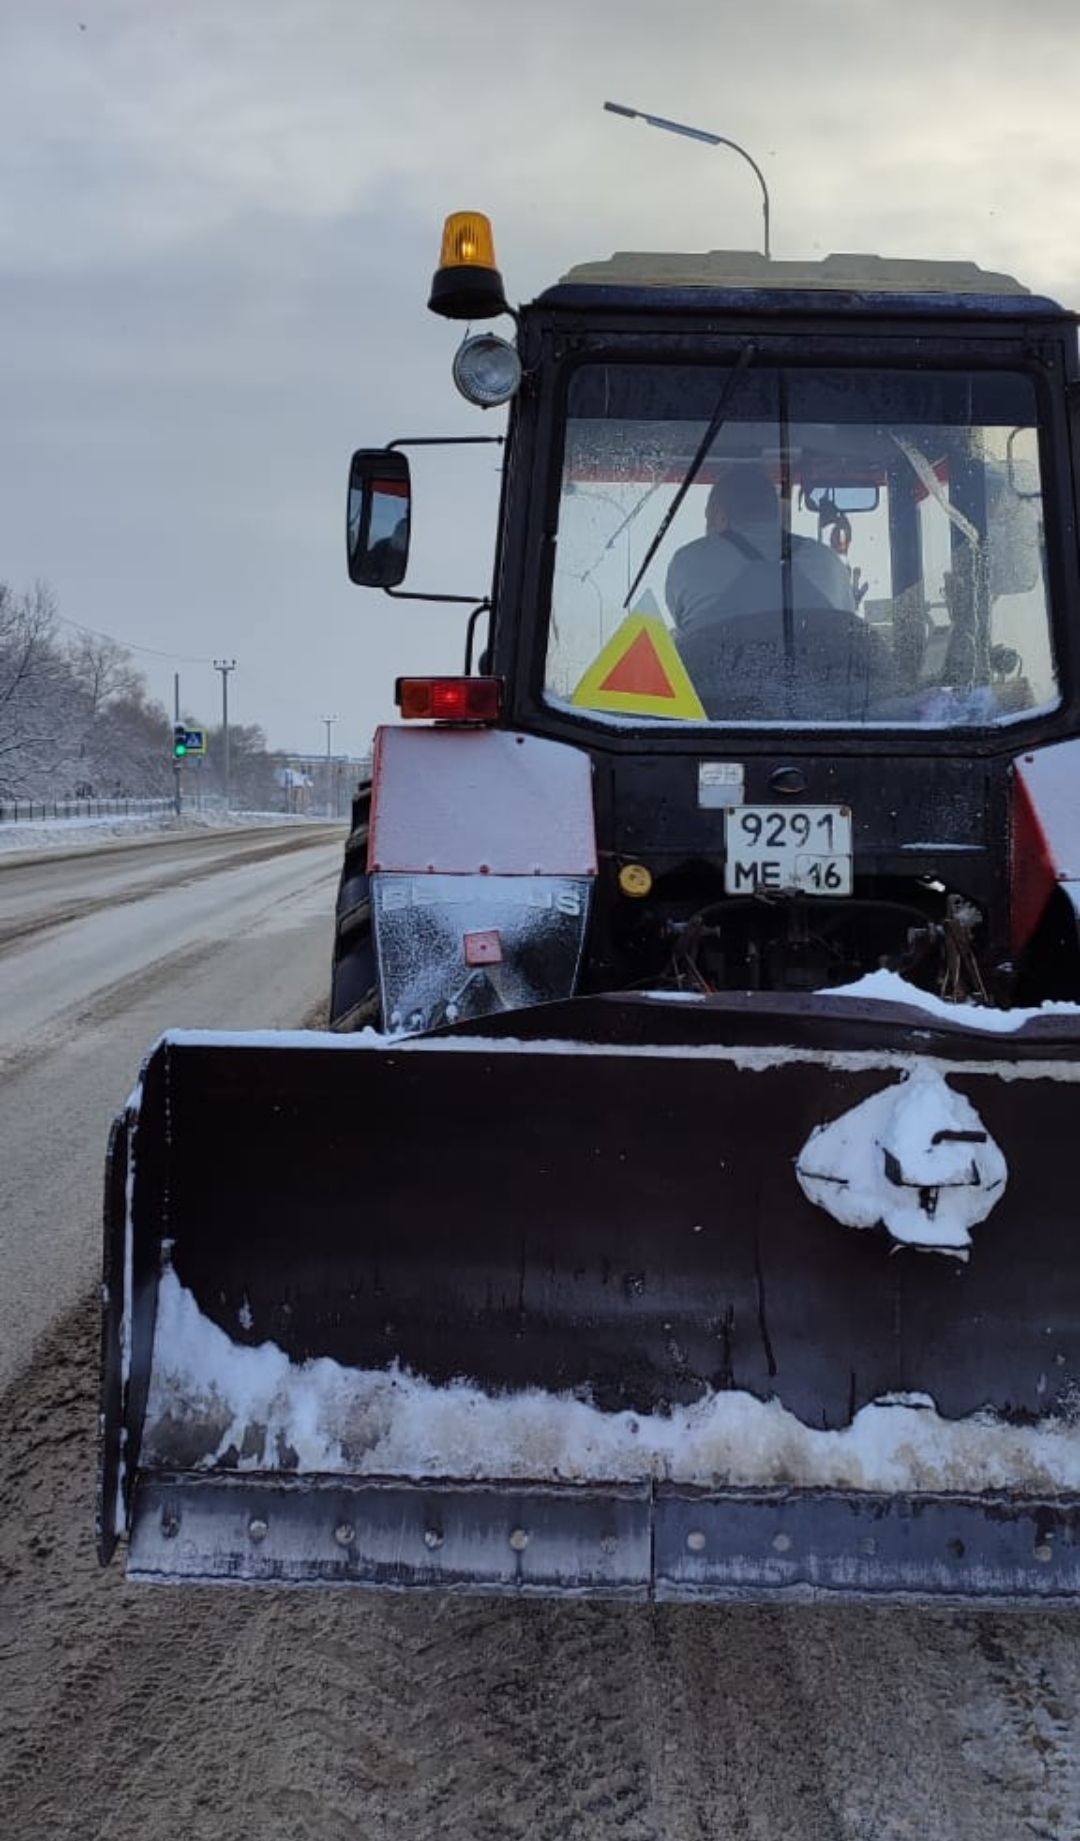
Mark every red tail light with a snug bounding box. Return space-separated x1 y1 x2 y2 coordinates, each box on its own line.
395 676 503 722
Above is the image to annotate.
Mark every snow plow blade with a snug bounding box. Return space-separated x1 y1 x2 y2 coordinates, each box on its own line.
100 992 1080 1603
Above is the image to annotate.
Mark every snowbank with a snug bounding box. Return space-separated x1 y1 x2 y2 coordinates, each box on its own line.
0 809 331 858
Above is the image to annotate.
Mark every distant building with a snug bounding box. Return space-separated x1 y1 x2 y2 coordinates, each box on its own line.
276 765 315 814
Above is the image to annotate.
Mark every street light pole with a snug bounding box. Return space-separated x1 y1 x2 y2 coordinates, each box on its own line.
321 715 337 818
214 659 236 812
173 671 182 818
603 100 772 260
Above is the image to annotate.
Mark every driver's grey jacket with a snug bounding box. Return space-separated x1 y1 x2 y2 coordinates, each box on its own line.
665 521 855 635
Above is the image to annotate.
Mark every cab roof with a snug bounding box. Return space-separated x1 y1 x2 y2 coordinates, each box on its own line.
535 250 1069 319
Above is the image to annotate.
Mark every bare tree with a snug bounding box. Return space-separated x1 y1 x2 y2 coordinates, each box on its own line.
202 722 281 811
0 582 69 797
66 630 141 720
89 687 174 796
0 581 288 810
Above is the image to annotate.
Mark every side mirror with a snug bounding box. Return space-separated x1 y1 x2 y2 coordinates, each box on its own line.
347 449 412 588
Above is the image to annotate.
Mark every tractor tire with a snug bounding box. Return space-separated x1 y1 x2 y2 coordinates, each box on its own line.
329 784 381 1031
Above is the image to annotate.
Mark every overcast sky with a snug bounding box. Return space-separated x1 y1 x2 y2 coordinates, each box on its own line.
4 0 1079 754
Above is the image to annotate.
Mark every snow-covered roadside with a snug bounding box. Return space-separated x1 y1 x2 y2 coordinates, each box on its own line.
144 1268 1080 1495
0 809 333 858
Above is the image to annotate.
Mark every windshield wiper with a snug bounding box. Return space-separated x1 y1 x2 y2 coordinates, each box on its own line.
622 341 756 610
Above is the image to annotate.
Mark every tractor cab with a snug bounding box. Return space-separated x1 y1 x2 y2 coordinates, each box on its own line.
351 236 1077 758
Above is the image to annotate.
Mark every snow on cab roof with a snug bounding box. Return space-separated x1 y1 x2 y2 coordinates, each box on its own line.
557 250 1034 294
538 251 1074 318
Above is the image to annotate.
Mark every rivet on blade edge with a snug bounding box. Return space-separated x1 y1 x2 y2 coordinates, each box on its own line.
248 1517 268 1543
772 1532 792 1554
686 1530 706 1553
1035 1541 1054 1563
334 1523 355 1547
509 1528 529 1552
424 1529 444 1550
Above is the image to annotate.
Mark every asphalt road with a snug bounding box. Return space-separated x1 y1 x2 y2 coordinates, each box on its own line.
0 821 345 1390
3 820 1080 1840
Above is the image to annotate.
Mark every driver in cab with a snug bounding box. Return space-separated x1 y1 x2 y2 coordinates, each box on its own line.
665 464 855 637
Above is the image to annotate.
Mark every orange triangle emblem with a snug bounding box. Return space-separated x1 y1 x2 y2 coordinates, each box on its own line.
572 613 706 720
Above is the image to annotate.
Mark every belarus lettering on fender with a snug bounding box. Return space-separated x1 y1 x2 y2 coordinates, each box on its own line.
379 877 585 917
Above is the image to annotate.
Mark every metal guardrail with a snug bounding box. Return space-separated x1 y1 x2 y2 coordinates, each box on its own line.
0 798 175 823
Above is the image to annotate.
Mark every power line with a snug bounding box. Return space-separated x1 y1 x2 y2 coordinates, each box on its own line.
55 612 214 667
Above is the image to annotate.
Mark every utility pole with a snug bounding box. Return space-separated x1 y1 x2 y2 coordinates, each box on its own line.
173 672 182 818
321 715 337 818
214 659 237 812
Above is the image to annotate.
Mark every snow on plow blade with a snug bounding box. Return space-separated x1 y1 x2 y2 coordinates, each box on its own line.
99 991 1080 1603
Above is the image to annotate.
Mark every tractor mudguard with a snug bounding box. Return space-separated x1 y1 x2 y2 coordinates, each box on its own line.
1013 738 1080 951
367 724 596 1032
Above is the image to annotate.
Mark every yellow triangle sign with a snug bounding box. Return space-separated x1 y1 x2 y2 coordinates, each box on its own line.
571 613 706 720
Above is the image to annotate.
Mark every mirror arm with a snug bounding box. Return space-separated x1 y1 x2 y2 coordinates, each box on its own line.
355 438 504 598
464 602 492 674
384 586 488 605
387 435 505 453
378 436 503 604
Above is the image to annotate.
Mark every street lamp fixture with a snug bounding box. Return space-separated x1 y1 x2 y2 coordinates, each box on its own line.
603 100 772 261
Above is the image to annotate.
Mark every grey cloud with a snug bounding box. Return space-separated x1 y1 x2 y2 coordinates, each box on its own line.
3 207 500 750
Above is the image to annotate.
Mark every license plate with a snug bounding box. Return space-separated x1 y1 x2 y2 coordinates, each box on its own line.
724 805 852 896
